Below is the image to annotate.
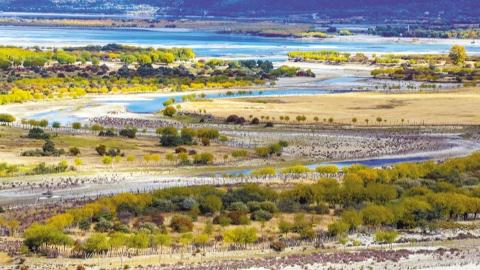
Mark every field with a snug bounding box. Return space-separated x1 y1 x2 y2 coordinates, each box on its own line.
181 89 480 125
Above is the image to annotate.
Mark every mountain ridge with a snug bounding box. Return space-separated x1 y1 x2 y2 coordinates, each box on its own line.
0 0 479 21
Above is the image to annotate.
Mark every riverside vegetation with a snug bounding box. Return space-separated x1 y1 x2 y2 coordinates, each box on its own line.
289 45 480 85
2 152 480 263
0 45 313 105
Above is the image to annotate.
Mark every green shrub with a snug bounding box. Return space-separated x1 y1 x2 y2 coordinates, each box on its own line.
251 210 272 221
72 122 82 129
27 128 50 139
0 113 15 122
170 215 193 233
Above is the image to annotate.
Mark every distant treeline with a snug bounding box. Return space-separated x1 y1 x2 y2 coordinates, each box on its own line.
369 25 480 39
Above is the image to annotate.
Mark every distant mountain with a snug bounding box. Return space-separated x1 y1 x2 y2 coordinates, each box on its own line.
1 0 479 21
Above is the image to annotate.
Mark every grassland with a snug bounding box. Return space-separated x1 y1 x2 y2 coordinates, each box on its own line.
0 126 242 174
181 88 480 125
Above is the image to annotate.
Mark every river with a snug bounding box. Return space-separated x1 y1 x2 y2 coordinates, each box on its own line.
1 25 480 60
30 79 360 123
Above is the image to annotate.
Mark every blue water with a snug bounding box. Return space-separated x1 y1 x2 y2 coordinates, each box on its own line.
124 88 349 113
222 155 431 176
1 25 480 59
29 88 350 124
314 155 430 169
31 109 65 119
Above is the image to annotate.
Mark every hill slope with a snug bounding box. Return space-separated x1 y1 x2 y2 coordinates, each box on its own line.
0 0 479 20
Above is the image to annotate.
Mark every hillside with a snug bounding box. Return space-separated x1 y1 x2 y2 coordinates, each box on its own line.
0 0 479 21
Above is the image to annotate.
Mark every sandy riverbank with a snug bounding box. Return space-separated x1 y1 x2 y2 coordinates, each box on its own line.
8 240 480 270
0 74 349 122
276 61 373 78
330 34 480 47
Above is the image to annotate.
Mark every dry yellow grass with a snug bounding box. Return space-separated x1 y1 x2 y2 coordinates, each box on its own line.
0 252 12 265
0 126 236 171
181 90 480 125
